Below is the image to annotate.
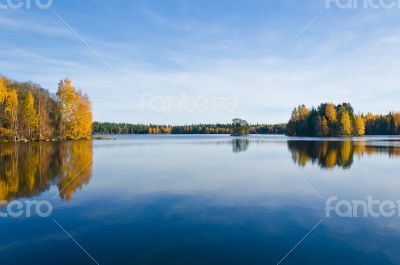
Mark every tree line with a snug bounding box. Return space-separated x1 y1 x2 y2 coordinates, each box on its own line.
92 121 286 135
3 77 397 139
0 77 92 141
287 103 400 136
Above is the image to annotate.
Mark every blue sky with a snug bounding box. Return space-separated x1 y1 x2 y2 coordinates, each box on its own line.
1 0 400 124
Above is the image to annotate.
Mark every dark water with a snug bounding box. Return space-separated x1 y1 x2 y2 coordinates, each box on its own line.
1 135 400 265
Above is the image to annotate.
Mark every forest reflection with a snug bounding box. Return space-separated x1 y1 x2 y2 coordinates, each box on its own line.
288 140 400 169
0 140 92 203
2 138 400 202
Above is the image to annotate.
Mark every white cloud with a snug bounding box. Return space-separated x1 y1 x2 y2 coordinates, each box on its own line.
1 7 400 124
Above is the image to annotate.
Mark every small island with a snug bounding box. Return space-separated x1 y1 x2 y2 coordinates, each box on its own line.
230 118 250 136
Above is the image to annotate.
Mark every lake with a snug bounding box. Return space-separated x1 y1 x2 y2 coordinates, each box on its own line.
1 135 400 265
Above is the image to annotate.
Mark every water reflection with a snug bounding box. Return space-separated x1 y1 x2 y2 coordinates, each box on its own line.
2 137 400 203
288 140 400 169
0 140 92 202
232 139 250 153
2 136 400 264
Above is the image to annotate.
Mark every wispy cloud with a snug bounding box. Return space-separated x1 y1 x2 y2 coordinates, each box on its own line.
0 12 71 37
1 1 400 124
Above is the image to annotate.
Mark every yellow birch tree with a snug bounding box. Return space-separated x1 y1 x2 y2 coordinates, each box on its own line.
0 79 6 103
339 111 352 136
354 115 365 136
22 91 39 139
4 90 19 140
57 79 92 139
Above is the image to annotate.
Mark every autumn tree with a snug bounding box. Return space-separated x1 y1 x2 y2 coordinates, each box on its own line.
354 115 365 136
22 91 39 139
0 79 6 103
323 103 338 135
35 92 55 140
57 78 92 140
0 76 92 141
57 79 75 137
339 110 352 136
287 103 379 137
4 90 19 140
71 92 92 138
325 103 338 123
286 105 311 136
0 79 9 137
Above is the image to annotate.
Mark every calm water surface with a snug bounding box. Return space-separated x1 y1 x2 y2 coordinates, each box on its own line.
1 135 400 265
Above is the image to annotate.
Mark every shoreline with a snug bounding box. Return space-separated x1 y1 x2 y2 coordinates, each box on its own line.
0 136 113 143
2 134 400 143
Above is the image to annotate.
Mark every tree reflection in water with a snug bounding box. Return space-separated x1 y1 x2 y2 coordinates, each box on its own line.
288 140 400 169
0 140 92 202
232 139 250 153
1 138 399 202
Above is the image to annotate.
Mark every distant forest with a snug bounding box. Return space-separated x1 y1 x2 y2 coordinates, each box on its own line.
94 102 400 137
2 76 399 139
92 122 286 135
0 77 92 141
287 103 400 136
